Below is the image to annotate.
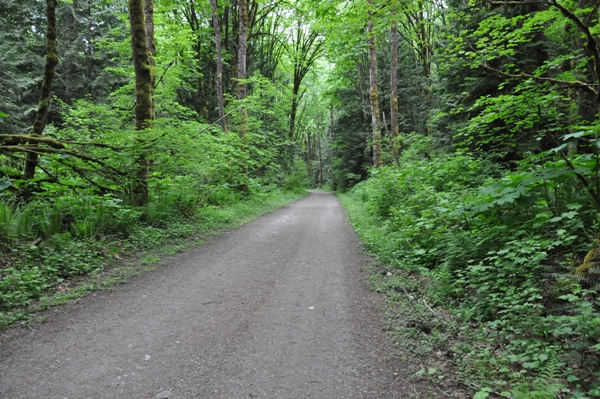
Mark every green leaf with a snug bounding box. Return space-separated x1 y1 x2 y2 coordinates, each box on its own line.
474 389 491 399
0 111 8 118
0 180 12 191
562 131 588 140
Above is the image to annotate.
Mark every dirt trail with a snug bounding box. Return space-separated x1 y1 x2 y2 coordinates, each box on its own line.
0 191 418 399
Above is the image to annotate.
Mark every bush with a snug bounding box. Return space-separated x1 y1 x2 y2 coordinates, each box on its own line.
342 141 600 397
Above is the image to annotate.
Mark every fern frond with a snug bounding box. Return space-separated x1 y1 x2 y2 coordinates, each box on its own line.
548 272 600 290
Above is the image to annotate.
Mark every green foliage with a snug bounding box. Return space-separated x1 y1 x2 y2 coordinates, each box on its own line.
281 160 310 193
342 136 600 397
0 187 305 327
0 0 306 329
0 0 45 135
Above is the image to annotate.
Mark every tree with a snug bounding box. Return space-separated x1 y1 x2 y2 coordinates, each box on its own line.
249 9 286 80
175 0 216 120
210 0 227 131
145 0 156 91
54 0 128 106
389 1 400 163
287 12 325 140
366 0 382 168
128 0 154 205
23 0 60 181
238 0 250 191
0 0 45 136
238 0 248 102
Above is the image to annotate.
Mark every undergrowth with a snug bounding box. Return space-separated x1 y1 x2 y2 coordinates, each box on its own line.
340 136 600 399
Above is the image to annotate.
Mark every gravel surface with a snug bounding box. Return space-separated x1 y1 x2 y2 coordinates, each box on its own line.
0 191 422 399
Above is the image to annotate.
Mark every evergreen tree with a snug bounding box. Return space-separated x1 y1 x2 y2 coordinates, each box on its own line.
0 0 46 135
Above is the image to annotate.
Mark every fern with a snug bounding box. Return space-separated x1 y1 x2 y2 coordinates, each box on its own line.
549 269 600 291
509 354 562 399
431 261 453 286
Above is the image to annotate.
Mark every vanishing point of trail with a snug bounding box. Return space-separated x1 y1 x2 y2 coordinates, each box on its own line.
0 191 407 398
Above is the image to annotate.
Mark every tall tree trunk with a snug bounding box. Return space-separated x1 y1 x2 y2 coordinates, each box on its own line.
576 0 598 123
145 0 156 90
23 0 59 181
211 0 227 132
329 105 335 142
389 3 400 163
145 0 156 127
237 0 247 101
289 94 299 140
128 0 153 205
238 0 249 191
64 1 77 105
317 129 323 187
367 0 382 169
305 133 312 179
356 60 370 120
289 21 303 141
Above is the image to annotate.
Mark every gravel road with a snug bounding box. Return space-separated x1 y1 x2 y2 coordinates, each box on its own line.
0 191 414 399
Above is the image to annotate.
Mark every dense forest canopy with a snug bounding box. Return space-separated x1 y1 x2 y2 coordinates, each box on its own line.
1 0 600 397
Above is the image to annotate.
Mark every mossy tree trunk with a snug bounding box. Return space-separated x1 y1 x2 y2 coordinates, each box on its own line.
23 0 59 181
145 0 156 89
367 0 382 169
128 0 154 206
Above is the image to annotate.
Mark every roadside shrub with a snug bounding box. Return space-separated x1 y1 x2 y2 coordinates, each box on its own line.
343 138 600 397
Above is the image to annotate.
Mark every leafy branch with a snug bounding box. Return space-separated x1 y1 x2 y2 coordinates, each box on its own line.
480 64 598 97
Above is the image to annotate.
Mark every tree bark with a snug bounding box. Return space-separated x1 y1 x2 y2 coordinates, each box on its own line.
145 0 156 89
128 0 154 205
356 60 370 120
367 0 382 169
211 0 227 132
23 0 59 181
389 3 400 164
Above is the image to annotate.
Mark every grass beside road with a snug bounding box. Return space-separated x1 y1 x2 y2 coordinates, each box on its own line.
0 188 306 329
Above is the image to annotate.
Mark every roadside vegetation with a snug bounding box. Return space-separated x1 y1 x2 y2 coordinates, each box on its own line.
1 0 311 329
341 135 600 399
0 186 306 329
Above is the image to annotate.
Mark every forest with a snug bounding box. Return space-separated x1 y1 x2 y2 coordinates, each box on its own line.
1 0 599 397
